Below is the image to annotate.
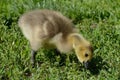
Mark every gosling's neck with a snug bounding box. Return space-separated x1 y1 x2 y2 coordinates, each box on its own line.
67 33 90 49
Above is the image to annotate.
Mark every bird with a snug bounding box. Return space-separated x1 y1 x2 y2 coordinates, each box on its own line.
18 9 93 68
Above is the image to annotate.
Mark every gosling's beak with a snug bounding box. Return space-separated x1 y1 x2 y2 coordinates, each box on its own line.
83 61 90 69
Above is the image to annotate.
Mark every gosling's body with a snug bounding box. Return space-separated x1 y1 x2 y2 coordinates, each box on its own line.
18 9 93 68
18 10 75 52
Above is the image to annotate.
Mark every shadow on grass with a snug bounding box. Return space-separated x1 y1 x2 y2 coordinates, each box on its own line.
39 49 109 75
1 74 9 80
43 49 67 66
87 56 109 75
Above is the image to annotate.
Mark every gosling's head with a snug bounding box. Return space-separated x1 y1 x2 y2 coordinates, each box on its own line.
74 44 93 69
69 33 93 69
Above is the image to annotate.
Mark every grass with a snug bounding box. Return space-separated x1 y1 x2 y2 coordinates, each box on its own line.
0 0 120 80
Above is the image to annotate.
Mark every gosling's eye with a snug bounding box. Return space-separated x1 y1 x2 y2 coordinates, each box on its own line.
85 53 88 57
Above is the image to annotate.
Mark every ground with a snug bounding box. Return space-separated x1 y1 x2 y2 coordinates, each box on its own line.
0 0 120 80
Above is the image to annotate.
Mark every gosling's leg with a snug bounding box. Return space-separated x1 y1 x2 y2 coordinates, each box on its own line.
30 41 40 68
31 50 37 68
